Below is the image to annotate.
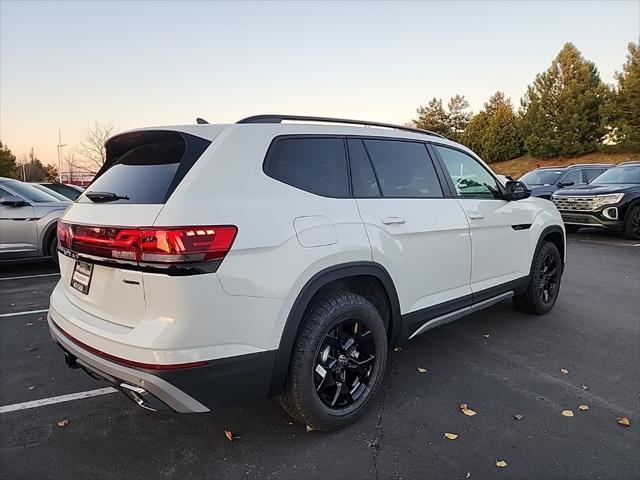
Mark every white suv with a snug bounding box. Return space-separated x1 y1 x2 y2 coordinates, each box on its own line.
49 115 565 430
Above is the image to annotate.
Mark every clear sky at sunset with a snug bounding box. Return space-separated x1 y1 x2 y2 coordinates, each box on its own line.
1 0 638 166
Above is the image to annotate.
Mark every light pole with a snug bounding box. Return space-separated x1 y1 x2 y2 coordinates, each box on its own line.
56 128 66 183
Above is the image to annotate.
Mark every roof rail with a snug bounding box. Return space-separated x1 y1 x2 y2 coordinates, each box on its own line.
620 160 640 165
236 114 446 139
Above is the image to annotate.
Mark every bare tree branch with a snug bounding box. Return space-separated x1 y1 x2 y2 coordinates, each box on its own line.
75 121 116 173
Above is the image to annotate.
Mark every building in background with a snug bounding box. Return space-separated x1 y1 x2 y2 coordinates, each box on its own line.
60 171 94 186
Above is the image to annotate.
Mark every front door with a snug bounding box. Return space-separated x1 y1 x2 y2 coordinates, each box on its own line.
0 186 37 258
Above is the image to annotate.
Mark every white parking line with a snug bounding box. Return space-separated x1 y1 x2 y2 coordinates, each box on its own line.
0 387 117 414
0 273 60 281
0 309 49 318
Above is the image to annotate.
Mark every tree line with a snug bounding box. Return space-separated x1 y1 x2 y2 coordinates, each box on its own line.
413 42 639 162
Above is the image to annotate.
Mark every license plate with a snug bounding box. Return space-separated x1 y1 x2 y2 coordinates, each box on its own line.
71 260 94 295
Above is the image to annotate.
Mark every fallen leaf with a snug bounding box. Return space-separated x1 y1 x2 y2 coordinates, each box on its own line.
617 416 631 427
306 425 315 432
466 473 471 479
444 432 458 440
26 322 34 326
459 403 477 417
514 414 524 421
286 421 293 426
28 386 34 390
57 419 69 428
393 347 402 352
495 460 508 468
582 385 589 390
224 430 233 441
417 367 427 373
578 405 589 411
562 410 574 417
560 368 569 375
482 334 490 338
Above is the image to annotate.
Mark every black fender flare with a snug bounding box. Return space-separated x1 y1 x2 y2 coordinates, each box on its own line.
268 261 401 396
531 225 566 278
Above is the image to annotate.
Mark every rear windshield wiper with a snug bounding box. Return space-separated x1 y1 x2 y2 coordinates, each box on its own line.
85 191 130 203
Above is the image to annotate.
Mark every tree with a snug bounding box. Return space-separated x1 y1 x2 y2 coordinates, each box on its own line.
43 164 58 182
520 43 607 157
605 42 640 148
460 91 522 162
0 141 19 179
22 148 49 182
77 121 115 172
414 95 471 140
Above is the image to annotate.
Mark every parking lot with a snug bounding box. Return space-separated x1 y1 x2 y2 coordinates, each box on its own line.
0 231 638 480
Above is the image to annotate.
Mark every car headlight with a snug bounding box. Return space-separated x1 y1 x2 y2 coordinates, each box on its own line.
592 193 624 208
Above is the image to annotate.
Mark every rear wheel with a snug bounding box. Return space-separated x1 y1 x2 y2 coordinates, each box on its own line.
278 292 387 431
513 241 562 314
622 205 640 240
48 235 59 266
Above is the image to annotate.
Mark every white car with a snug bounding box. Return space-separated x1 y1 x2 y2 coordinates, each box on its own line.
49 115 565 430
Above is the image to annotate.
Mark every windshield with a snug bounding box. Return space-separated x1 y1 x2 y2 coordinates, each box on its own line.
1 179 62 203
591 165 640 184
520 169 564 185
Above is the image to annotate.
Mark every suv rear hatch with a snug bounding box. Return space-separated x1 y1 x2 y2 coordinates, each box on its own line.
57 128 230 328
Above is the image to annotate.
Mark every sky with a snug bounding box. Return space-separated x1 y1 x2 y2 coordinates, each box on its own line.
1 0 639 167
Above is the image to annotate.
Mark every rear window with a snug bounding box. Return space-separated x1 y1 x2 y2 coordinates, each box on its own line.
80 131 210 204
264 137 349 197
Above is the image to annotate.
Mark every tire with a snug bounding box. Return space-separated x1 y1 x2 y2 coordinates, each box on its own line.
565 225 581 233
622 205 640 240
48 236 59 266
277 292 388 431
513 241 562 315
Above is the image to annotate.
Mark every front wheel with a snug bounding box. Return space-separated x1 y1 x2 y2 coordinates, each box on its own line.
513 241 562 314
622 205 640 240
278 292 388 431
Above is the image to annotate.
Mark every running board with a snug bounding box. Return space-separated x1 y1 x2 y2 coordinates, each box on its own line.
408 292 514 340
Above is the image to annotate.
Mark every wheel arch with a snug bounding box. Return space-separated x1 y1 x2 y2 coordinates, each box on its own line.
41 219 59 256
533 225 565 275
268 262 401 396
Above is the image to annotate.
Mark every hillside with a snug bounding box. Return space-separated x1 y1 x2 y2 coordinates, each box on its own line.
491 151 640 179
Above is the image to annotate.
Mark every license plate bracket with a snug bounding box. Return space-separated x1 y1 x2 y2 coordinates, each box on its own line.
71 260 94 295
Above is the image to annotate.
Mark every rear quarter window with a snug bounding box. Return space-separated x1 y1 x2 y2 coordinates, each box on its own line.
264 137 349 197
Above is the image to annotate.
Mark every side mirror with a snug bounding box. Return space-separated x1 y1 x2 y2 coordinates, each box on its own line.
558 181 574 188
504 181 531 201
0 195 29 207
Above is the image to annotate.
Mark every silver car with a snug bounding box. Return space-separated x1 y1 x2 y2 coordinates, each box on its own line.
0 177 70 264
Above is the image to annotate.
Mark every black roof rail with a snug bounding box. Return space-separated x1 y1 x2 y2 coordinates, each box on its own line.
236 114 446 139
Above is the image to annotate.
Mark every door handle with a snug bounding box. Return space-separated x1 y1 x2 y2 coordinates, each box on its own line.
381 217 406 225
467 212 483 220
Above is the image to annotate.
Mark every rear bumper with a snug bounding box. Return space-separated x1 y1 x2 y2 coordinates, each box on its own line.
49 315 278 413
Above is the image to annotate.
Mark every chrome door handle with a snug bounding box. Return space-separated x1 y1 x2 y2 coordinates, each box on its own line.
467 212 483 220
381 217 406 225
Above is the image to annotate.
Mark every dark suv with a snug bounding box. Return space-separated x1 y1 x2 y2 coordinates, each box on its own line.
520 164 612 199
552 161 640 238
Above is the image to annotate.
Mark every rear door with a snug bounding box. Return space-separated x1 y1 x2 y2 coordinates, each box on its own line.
433 144 532 296
58 130 212 328
351 138 472 316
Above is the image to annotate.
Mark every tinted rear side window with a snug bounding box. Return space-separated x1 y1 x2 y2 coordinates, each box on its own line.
583 168 608 183
363 140 443 198
265 137 349 197
348 138 381 198
80 131 210 204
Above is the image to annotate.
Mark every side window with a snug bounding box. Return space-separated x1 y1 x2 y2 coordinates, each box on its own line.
560 169 582 185
362 140 443 198
435 145 500 199
583 168 607 183
347 139 380 198
264 137 349 197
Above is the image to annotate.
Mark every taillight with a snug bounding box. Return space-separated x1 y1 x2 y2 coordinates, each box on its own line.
57 221 237 265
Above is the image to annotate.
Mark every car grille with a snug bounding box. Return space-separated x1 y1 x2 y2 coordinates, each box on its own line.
552 196 596 211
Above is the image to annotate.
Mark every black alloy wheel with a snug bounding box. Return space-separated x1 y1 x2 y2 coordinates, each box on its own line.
538 253 559 304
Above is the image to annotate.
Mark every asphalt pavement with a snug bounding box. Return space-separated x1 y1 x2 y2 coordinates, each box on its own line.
0 231 638 480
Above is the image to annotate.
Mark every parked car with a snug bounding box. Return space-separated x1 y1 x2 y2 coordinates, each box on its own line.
552 161 640 238
0 177 69 264
520 164 612 199
39 182 85 200
48 115 565 431
29 183 73 202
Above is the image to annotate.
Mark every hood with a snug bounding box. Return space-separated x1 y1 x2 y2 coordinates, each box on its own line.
554 184 640 196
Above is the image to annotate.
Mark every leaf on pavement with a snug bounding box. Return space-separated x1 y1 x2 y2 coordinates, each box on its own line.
306 425 315 432
578 405 589 411
562 410 574 417
482 334 490 338
617 416 631 427
393 347 402 352
459 403 477 416
582 385 589 390
466 473 471 479
444 432 458 440
417 367 427 373
560 368 569 375
495 460 508 468
57 419 69 428
514 414 524 421
224 429 233 441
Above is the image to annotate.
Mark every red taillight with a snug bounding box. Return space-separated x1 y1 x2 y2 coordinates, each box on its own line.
57 221 237 265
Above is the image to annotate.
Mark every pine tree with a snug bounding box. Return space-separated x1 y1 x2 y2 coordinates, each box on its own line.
520 43 607 157
606 42 640 148
447 95 472 142
0 142 19 179
414 98 451 137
